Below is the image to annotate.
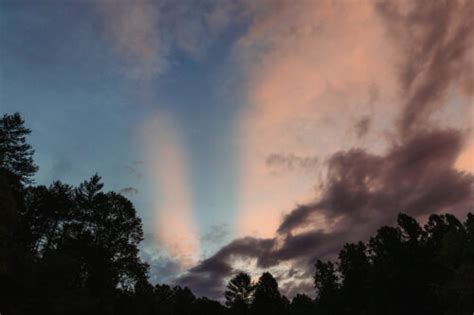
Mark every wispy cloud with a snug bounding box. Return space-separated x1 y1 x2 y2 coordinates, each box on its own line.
201 224 230 245
376 0 474 135
96 0 234 80
96 0 168 79
124 161 144 179
266 153 318 174
354 116 372 139
119 186 139 196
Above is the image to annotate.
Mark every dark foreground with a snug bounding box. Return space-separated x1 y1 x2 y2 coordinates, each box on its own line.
1 113 473 315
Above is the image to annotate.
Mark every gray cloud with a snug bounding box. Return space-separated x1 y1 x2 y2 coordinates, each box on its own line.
119 187 139 196
201 224 230 245
376 0 474 135
266 153 319 173
279 128 473 235
354 116 371 138
124 161 144 179
176 237 275 298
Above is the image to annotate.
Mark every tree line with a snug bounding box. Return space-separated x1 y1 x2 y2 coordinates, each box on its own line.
0 112 473 315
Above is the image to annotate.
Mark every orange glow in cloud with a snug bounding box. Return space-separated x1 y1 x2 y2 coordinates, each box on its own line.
144 114 200 268
236 0 400 237
456 136 474 173
453 100 474 173
234 0 473 238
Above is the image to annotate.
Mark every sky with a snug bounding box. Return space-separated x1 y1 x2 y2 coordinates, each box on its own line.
1 0 473 298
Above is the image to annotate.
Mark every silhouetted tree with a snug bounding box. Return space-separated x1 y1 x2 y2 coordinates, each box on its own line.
451 213 474 314
426 213 474 315
314 260 341 314
0 113 37 314
154 283 175 314
23 181 74 252
225 272 254 314
172 286 196 315
250 272 285 315
281 295 290 314
74 176 148 291
193 297 228 315
289 294 314 315
0 112 37 184
367 214 436 315
338 242 370 314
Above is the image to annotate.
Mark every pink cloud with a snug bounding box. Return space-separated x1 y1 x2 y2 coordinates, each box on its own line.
234 0 473 238
235 0 399 237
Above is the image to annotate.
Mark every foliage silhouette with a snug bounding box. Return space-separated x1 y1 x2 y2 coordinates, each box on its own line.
0 112 473 315
289 294 314 315
0 113 37 184
225 272 253 314
250 272 286 315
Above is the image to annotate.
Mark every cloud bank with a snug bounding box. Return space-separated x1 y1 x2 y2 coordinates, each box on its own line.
177 0 474 299
236 0 400 238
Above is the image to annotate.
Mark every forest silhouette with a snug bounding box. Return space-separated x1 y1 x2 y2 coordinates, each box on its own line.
1 112 473 315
